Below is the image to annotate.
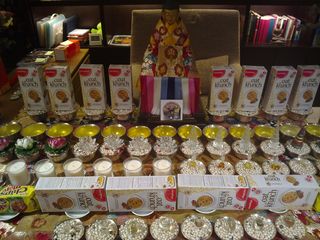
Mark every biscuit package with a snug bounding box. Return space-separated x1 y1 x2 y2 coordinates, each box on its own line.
245 175 319 210
108 65 133 112
234 66 267 116
79 64 107 111
17 66 49 112
35 176 107 212
45 65 76 112
207 66 235 116
106 176 176 212
0 185 39 214
177 174 249 210
261 66 297 116
288 65 320 115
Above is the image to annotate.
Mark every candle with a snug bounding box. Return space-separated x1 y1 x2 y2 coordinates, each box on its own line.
63 158 84 176
153 157 172 176
6 159 30 185
93 158 113 177
34 159 56 178
123 157 143 176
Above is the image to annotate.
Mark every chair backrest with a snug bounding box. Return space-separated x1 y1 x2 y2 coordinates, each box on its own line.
131 9 240 97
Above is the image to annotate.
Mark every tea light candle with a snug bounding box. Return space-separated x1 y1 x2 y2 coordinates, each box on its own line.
34 159 56 178
6 159 31 185
123 157 143 176
93 158 113 177
153 157 172 176
63 158 84 176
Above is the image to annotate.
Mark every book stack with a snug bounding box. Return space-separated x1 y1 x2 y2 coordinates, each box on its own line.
246 10 302 46
67 29 90 45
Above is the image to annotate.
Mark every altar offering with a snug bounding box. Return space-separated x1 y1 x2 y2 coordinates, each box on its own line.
101 124 126 138
254 125 275 142
21 122 47 141
86 219 118 240
245 175 319 210
106 175 176 212
208 160 235 175
44 137 69 162
152 157 172 176
119 218 148 240
280 123 301 142
275 213 306 240
232 127 257 159
73 124 100 138
152 125 176 138
153 137 177 157
100 135 125 161
34 159 56 177
260 122 285 159
73 137 99 162
177 174 249 210
35 176 107 212
262 160 290 175
14 137 40 162
150 216 179 240
6 159 31 185
244 214 276 240
181 215 212 240
127 137 152 160
214 216 244 240
305 124 320 141
46 123 73 138
53 219 85 240
203 124 228 140
127 126 151 139
180 139 204 158
180 159 206 175
206 126 230 159
63 158 84 176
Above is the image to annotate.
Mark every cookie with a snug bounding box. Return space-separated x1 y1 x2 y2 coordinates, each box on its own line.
303 90 313 102
54 197 74 209
282 191 303 204
247 91 257 103
28 90 41 103
277 91 287 103
117 90 129 102
89 89 102 102
193 195 214 208
218 90 229 103
286 176 299 186
56 90 68 103
122 197 143 210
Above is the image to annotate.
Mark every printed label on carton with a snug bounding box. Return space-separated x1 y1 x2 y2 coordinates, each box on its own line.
261 66 297 115
79 64 107 111
106 176 176 212
35 176 107 212
108 65 133 112
17 66 48 112
235 66 267 115
288 65 320 115
177 175 249 210
245 175 319 210
208 66 235 115
45 66 76 112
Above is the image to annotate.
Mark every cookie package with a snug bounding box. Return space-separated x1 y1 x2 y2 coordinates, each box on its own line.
108 65 133 113
245 175 319 210
261 66 297 116
288 65 320 115
35 176 107 212
79 64 107 112
0 185 40 214
16 66 49 112
234 66 267 116
106 175 177 212
207 66 235 116
45 65 76 112
177 174 249 210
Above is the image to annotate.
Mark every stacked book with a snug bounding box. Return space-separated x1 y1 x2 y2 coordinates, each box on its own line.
67 29 89 44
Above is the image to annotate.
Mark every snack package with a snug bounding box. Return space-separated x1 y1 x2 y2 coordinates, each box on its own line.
106 176 176 212
35 176 107 212
177 174 249 210
0 185 39 214
246 175 319 210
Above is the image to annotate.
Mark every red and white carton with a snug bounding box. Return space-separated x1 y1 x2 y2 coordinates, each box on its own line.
79 64 107 111
261 66 297 116
17 66 49 112
106 176 176 212
45 66 76 112
177 174 249 210
207 66 235 116
35 176 107 212
245 175 319 210
288 65 320 115
234 66 267 116
108 65 133 112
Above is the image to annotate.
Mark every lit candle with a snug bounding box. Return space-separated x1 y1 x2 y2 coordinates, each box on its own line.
123 157 143 176
6 159 30 185
63 158 84 176
34 159 56 178
93 157 113 177
153 157 172 176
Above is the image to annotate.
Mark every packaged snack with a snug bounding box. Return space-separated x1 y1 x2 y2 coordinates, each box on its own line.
261 66 297 116
106 176 176 212
246 175 319 210
177 174 249 210
0 185 39 214
288 65 320 115
35 176 107 212
17 66 49 112
45 66 76 112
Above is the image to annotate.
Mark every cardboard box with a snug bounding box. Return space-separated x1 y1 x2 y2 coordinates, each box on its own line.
245 175 320 210
45 65 76 112
288 65 320 115
261 66 297 115
106 176 176 212
207 66 235 116
79 64 107 111
35 176 107 212
177 174 249 210
17 66 49 112
108 65 133 112
234 66 267 115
